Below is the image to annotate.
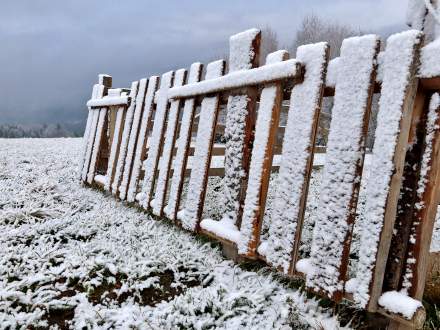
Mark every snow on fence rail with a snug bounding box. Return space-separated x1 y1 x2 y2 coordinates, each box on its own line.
80 27 440 329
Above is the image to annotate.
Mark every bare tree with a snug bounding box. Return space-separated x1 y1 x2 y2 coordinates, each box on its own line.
291 14 359 59
290 15 360 146
259 26 280 64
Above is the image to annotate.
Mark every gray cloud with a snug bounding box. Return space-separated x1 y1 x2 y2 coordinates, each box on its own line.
0 0 406 125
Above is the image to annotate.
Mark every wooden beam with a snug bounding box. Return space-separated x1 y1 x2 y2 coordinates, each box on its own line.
166 59 301 99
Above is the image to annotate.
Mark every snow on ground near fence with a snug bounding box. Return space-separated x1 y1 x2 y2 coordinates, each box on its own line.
0 138 347 329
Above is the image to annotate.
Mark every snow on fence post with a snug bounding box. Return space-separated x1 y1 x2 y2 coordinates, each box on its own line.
126 76 159 203
235 50 288 257
152 69 188 216
103 89 129 191
305 35 380 302
118 78 149 200
111 81 139 195
139 71 174 209
221 28 260 233
353 30 423 312
164 63 203 220
178 60 226 231
80 75 111 182
403 93 440 300
258 42 329 273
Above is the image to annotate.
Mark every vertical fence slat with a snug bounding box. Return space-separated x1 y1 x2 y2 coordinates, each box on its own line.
258 42 329 273
152 69 188 216
306 35 379 301
139 71 174 209
119 78 149 200
353 30 423 311
178 60 226 231
79 84 99 180
237 50 288 257
111 81 139 195
104 89 127 191
82 75 112 182
164 63 203 220
403 93 440 299
87 106 109 184
222 29 260 229
383 89 427 292
82 84 106 182
127 76 159 203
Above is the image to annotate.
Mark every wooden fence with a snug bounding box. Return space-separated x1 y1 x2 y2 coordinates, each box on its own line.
80 28 440 329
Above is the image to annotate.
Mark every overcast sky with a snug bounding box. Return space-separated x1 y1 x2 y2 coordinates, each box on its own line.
1 0 407 125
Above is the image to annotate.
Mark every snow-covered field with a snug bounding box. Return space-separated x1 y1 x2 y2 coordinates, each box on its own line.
0 138 349 329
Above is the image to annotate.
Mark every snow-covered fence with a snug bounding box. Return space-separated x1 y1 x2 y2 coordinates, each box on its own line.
80 28 440 328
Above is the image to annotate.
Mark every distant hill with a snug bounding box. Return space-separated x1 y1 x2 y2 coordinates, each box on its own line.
0 122 85 138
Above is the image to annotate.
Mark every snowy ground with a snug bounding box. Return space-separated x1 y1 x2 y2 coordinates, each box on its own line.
0 138 350 329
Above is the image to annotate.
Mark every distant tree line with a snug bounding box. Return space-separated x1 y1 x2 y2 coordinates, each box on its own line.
0 123 83 138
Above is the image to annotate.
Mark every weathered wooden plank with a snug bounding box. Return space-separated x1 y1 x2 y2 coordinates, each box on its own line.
119 78 149 201
87 106 108 184
353 30 423 311
258 42 329 273
152 69 187 216
236 50 288 257
306 35 379 302
166 59 301 99
111 81 139 195
79 83 99 180
404 92 440 300
126 76 159 203
81 84 106 183
104 89 127 191
163 63 203 220
178 60 226 231
139 71 174 209
383 90 427 292
221 28 260 231
87 95 130 108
